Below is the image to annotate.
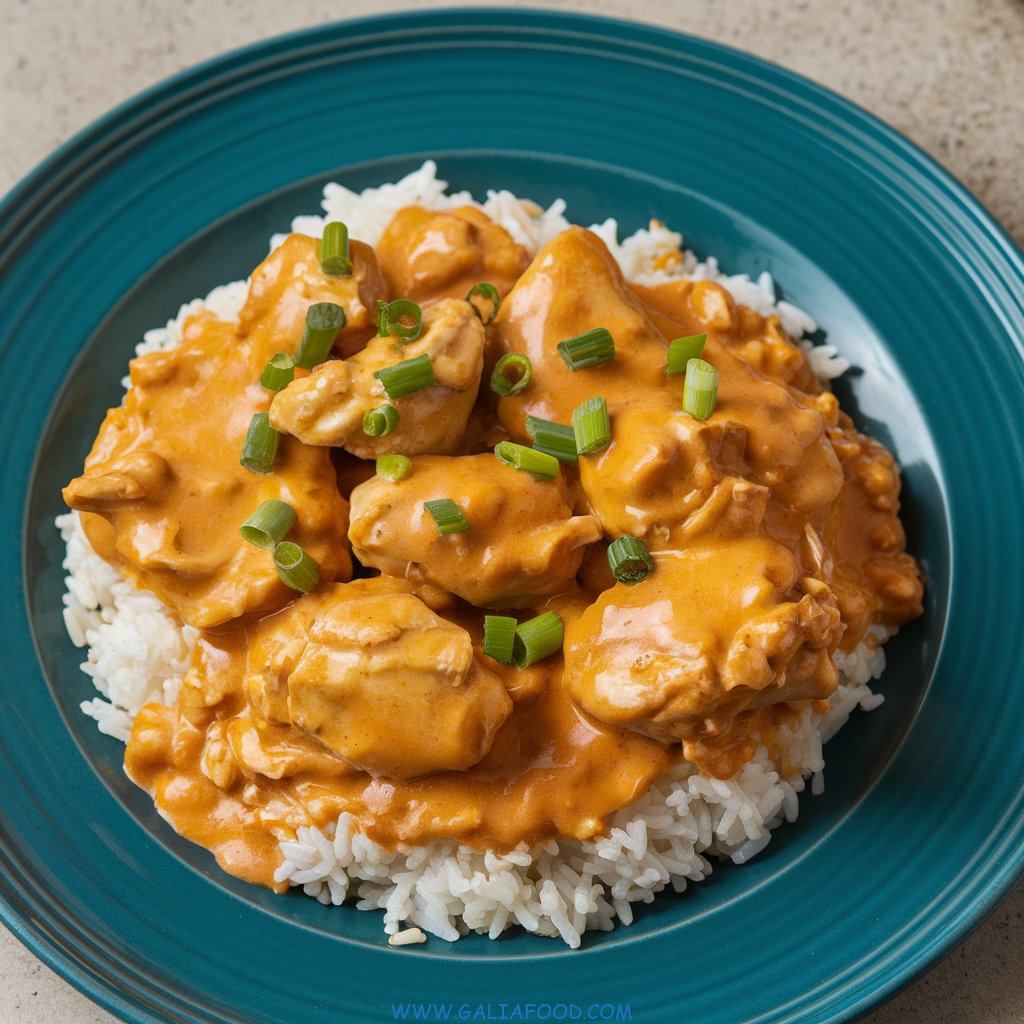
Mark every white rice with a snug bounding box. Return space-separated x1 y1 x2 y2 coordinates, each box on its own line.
59 161 880 946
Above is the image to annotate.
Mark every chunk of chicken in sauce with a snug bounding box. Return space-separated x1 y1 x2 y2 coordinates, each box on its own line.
632 276 825 396
349 455 603 607
61 233 378 628
376 205 530 305
490 227 844 546
246 577 512 779
269 299 484 457
634 274 923 649
564 536 842 778
241 232 388 358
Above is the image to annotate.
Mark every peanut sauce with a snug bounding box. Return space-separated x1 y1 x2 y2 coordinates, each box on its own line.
66 203 923 891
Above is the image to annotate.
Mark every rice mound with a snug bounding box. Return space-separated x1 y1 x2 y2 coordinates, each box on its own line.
58 162 886 948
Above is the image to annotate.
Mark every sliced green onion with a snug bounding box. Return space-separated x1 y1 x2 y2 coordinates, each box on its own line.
376 454 411 481
607 536 655 584
376 298 423 342
489 352 532 396
294 302 346 370
684 358 719 420
666 334 707 375
571 397 611 455
483 614 517 665
362 404 400 437
374 353 435 399
525 415 578 466
512 612 564 669
240 412 280 474
240 499 297 549
493 441 559 482
273 541 320 594
260 352 295 391
319 221 352 277
423 498 469 535
557 328 615 371
525 415 578 465
466 283 500 324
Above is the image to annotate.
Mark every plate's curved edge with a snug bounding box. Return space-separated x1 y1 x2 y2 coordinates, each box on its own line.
3 7 1024 300
814 833 1024 1024
0 855 180 1024
842 878 1019 1024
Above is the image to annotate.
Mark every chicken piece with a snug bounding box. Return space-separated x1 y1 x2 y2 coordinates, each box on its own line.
489 229 843 536
489 226 672 443
245 577 512 779
632 278 824 395
124 625 351 891
63 306 352 629
242 232 388 358
376 205 530 305
62 233 387 627
348 455 603 608
574 369 843 547
268 298 484 457
578 401 750 544
563 535 842 774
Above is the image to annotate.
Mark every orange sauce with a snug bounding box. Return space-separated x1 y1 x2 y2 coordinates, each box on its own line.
68 204 923 889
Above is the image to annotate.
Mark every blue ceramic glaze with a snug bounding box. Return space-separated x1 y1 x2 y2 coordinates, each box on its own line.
1 9 1022 1024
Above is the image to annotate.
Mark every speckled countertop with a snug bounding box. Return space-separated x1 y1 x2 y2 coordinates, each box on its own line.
1 2 1022 1022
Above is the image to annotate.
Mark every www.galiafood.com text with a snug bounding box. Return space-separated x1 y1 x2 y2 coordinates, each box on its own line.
391 1004 632 1020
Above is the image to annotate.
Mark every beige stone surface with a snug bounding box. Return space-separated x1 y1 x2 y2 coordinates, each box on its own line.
1 1 1022 1022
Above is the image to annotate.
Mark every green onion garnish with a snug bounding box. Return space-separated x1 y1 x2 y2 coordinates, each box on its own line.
423 498 469 535
273 541 320 594
512 612 564 669
666 334 707 375
571 397 611 455
259 352 295 392
319 221 352 277
683 358 719 420
607 536 655 585
374 353 435 399
239 499 297 549
376 299 423 342
483 614 517 664
466 283 501 325
294 302 346 370
557 328 615 371
525 415 578 466
362 404 399 437
240 412 280 474
489 353 532 397
376 454 411 481
493 441 559 482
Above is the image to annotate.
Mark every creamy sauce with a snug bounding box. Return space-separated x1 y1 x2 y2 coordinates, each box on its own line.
63 235 383 626
67 204 923 891
125 587 675 886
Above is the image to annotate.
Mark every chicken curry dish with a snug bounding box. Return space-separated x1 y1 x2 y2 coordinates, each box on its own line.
63 195 923 904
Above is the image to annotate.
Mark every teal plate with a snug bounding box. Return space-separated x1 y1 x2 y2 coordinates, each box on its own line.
2 9 1023 1024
